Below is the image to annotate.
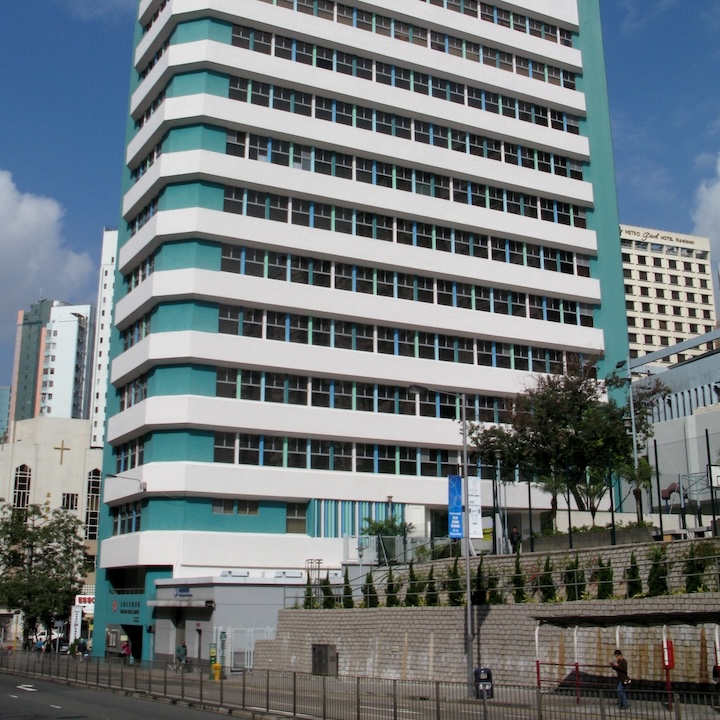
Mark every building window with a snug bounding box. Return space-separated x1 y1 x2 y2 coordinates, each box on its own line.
286 502 307 533
213 498 234 514
13 465 31 510
85 469 101 540
62 493 78 511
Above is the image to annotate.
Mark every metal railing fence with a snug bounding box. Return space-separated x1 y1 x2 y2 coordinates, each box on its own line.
2 650 718 720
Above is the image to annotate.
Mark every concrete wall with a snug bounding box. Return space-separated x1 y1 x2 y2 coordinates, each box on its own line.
254 596 720 688
254 538 720 687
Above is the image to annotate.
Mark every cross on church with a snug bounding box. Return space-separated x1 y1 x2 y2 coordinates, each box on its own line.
54 440 71 465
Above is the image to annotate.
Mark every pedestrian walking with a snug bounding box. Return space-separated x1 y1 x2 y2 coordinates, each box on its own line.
610 649 630 709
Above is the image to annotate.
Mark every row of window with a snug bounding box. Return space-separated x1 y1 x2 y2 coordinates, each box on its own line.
142 0 169 34
115 437 145 474
261 0 573 47
131 104 584 184
621 238 709 260
228 25 582 133
220 245 594 324
243 6 576 89
218 305 575 373
627 283 713 302
214 432 462 476
216 367 512 423
219 178 584 232
622 251 710 271
227 73 582 170
212 498 260 515
112 502 142 536
119 374 148 411
417 0 573 46
121 314 151 351
626 300 713 322
629 332 709 348
624 268 710 286
228 129 583 195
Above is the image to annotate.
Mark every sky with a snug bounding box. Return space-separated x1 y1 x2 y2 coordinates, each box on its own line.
1 0 720 386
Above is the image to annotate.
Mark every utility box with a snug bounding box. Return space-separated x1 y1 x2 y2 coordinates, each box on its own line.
312 644 338 676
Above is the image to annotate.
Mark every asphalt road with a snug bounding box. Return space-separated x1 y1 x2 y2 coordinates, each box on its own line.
0 672 220 720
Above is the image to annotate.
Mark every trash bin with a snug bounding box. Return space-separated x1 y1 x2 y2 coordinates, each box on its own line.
212 663 223 681
474 667 493 699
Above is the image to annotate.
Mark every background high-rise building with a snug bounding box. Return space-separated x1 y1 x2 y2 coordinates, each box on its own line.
10 298 55 422
10 299 95 424
620 224 716 366
94 0 628 661
89 228 119 447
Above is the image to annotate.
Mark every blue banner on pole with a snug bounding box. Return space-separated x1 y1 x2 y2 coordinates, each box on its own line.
448 474 463 539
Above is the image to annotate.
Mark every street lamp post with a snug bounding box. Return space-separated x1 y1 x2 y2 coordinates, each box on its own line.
410 385 474 694
493 449 501 555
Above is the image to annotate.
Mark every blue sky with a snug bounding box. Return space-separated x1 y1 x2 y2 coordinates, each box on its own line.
1 0 719 385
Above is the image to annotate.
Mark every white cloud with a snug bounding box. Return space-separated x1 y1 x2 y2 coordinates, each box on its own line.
0 170 95 382
616 0 681 34
692 153 720 276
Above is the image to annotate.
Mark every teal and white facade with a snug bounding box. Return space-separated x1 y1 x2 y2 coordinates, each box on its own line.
94 0 627 660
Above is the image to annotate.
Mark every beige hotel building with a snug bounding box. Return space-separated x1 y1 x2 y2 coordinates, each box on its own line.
621 224 716 365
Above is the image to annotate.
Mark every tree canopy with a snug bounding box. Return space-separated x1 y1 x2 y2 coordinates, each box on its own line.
469 358 667 524
0 503 87 641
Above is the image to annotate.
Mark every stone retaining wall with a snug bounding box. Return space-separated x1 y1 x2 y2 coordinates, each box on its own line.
253 539 720 687
254 595 720 687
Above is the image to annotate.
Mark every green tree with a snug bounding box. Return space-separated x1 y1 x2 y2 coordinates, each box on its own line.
446 557 464 606
385 566 401 607
626 552 642 597
647 545 669 597
470 359 635 533
511 549 528 603
424 565 439 607
320 573 336 609
563 553 586 601
342 567 354 608
487 574 503 605
0 503 87 645
404 560 424 606
538 556 556 602
361 570 379 608
593 557 614 600
473 556 487 605
683 541 716 593
303 575 315 609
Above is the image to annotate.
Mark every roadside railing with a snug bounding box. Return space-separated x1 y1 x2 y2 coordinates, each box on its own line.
1 650 718 719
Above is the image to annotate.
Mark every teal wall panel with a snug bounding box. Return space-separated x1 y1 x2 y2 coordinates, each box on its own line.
149 364 216 397
160 181 224 212
145 429 215 464
154 239 222 272
163 124 227 154
166 70 229 99
172 18 232 45
153 299 217 333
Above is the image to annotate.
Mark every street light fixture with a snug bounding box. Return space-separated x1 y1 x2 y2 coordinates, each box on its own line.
409 385 474 695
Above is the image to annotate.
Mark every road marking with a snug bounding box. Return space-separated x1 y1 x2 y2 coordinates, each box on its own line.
50 704 61 708
17 685 37 692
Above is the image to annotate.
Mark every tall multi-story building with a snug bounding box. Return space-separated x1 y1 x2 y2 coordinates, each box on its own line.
9 299 95 424
94 0 627 661
89 229 119 448
620 224 716 365
10 299 55 423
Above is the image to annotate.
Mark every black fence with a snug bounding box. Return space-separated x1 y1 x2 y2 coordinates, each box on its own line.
1 649 718 720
